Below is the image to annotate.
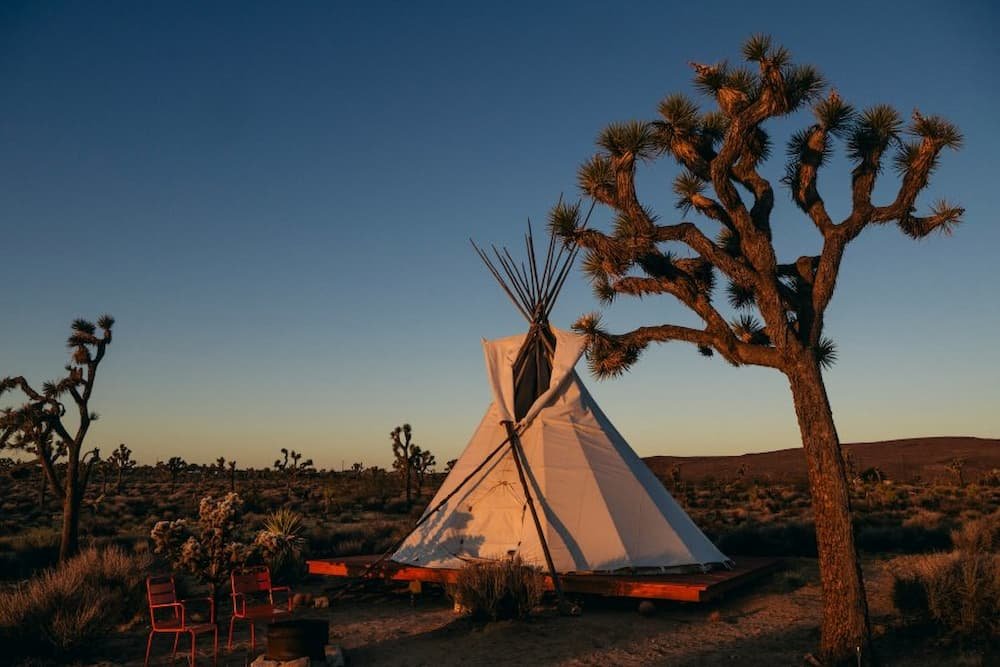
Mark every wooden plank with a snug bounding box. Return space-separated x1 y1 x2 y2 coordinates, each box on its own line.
307 556 779 603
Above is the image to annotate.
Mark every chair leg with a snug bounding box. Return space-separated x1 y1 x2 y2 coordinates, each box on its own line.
227 616 236 651
250 621 255 652
173 631 180 655
213 626 219 665
189 629 196 667
145 631 155 667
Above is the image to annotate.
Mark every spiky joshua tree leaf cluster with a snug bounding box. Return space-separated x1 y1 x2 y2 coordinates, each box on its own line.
550 35 962 379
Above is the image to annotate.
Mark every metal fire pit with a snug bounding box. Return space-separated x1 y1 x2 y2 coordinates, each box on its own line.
266 618 329 661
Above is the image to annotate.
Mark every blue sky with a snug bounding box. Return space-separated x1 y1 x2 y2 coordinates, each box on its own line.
2 1 997 469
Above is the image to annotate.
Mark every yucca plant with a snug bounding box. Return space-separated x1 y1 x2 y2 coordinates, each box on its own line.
552 35 964 664
255 508 306 582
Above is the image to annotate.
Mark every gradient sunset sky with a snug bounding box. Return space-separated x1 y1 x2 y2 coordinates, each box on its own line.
2 1 997 469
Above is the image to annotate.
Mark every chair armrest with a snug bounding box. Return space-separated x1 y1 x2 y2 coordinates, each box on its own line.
150 602 184 629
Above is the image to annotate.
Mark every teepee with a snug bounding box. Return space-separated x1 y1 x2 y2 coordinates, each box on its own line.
391 225 730 583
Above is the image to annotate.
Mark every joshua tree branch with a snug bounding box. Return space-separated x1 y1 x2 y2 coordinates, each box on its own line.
605 323 781 368
789 125 835 234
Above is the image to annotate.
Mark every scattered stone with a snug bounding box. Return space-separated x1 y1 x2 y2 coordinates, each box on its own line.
292 593 308 608
313 595 330 609
707 610 722 623
637 600 656 616
325 645 346 667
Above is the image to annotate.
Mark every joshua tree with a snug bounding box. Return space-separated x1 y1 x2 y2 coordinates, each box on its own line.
390 424 416 505
273 447 314 496
0 315 114 562
160 456 188 491
550 36 963 663
410 446 437 497
228 459 237 493
106 443 136 493
445 458 458 474
350 462 364 479
947 457 966 487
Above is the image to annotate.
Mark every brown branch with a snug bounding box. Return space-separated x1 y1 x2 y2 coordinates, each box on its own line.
615 323 782 368
789 125 835 234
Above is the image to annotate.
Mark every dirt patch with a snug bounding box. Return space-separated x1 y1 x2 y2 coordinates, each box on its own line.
79 559 993 666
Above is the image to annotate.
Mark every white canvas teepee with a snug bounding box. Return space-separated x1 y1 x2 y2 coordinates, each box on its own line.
392 326 730 573
391 228 729 575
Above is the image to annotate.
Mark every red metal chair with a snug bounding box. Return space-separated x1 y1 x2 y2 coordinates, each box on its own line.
145 574 217 666
227 566 293 651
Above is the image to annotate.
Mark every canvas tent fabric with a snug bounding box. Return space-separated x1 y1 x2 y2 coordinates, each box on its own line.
392 326 731 574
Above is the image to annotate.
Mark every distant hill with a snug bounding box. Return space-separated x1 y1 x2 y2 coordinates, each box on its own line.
643 436 1000 484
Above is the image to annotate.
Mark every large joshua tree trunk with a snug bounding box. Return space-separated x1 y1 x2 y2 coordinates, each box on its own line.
60 456 82 562
787 357 872 661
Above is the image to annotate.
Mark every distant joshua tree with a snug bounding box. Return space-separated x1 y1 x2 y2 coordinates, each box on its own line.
947 457 966 487
390 424 416 505
107 443 136 493
160 456 188 491
410 446 436 497
0 315 114 562
551 36 963 662
350 462 364 479
274 447 314 495
445 459 458 474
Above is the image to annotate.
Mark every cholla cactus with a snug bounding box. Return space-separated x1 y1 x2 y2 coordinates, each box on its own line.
150 492 253 596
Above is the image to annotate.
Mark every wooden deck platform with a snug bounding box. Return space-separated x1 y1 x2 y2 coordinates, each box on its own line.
307 555 780 603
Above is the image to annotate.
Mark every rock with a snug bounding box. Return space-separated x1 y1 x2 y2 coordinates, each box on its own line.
325 645 346 667
292 593 308 608
637 600 656 616
249 656 279 667
313 595 330 609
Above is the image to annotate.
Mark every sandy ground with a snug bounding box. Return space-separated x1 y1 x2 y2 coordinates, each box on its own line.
90 559 991 667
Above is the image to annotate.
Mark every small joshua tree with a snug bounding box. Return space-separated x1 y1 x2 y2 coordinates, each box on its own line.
107 443 136 493
947 457 966 487
390 424 416 505
551 36 963 662
160 456 188 491
445 458 458 474
273 448 314 496
410 446 437 497
350 462 364 479
1 315 114 562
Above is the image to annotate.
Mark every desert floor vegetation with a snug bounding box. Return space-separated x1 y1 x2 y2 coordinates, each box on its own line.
0 453 997 664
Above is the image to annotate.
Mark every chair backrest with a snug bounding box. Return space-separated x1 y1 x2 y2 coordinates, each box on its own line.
147 575 180 629
231 566 273 596
147 575 178 607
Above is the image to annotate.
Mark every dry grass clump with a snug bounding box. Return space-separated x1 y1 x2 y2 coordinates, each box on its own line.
451 555 544 621
889 511 1000 639
0 545 151 658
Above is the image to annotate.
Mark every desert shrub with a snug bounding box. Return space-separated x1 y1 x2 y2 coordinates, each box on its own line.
0 527 60 580
855 521 952 554
254 508 306 583
451 555 544 621
714 520 817 557
890 512 1000 639
0 546 150 658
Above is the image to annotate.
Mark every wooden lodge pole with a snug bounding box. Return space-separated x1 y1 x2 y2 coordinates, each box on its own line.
502 420 565 604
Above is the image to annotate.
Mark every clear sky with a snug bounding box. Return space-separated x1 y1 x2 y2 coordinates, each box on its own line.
2 1 997 470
